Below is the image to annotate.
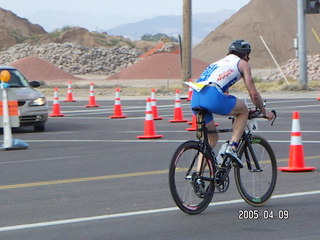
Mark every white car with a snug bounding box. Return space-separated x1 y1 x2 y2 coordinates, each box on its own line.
0 66 49 131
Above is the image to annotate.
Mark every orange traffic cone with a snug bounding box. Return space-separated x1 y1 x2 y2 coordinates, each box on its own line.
85 82 100 107
169 89 188 123
278 111 316 172
109 88 126 118
186 114 197 131
137 98 163 139
186 115 220 131
151 88 163 120
186 79 193 101
64 81 76 102
49 87 64 117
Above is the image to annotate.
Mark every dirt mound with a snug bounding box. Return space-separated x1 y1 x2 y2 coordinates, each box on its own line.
193 0 320 69
9 56 81 81
108 53 209 79
55 27 140 49
0 8 158 52
0 8 46 50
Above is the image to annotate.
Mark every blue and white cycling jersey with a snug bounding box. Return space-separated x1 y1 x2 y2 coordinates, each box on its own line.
197 54 242 93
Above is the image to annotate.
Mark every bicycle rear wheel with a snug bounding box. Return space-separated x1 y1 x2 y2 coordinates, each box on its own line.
169 140 215 214
235 135 277 206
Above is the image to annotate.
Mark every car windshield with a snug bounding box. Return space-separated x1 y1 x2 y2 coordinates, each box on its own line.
6 69 31 88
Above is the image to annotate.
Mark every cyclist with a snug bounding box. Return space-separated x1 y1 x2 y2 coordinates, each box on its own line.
191 39 274 168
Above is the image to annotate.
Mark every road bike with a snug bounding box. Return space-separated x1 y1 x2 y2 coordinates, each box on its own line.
169 106 277 214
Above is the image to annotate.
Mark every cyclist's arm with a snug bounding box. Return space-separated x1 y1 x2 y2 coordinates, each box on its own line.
238 59 268 116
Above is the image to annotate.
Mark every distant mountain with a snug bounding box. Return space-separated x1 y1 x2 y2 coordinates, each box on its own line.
27 10 142 32
106 10 235 44
193 0 320 68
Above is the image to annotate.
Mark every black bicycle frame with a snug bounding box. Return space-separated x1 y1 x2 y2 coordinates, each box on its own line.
238 132 262 172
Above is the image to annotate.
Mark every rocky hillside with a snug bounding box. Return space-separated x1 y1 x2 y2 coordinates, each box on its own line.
0 43 143 76
0 8 158 51
193 0 320 69
0 4 319 81
0 8 46 49
264 54 320 81
0 7 173 76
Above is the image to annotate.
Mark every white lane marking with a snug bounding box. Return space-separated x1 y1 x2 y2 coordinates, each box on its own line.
52 100 319 117
0 190 319 232
0 156 79 165
276 104 320 109
58 104 176 114
267 99 316 104
41 131 77 134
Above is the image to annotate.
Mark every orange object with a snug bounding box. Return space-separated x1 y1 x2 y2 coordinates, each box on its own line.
278 111 316 172
49 87 64 117
109 88 126 118
0 101 18 116
186 114 196 131
0 70 11 82
64 81 76 102
150 88 163 120
169 89 188 123
186 79 193 101
139 43 165 58
85 82 99 107
137 98 163 139
186 114 219 131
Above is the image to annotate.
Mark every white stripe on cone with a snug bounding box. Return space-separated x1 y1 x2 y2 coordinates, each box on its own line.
137 98 163 139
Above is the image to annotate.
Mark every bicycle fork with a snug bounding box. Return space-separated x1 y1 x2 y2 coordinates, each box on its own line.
242 137 263 173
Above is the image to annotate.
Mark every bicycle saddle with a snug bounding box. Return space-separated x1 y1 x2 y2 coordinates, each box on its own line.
192 107 209 115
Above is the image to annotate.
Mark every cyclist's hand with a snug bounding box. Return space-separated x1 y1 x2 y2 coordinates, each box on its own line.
264 111 274 120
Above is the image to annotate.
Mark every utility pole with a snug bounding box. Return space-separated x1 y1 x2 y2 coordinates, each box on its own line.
182 0 192 82
297 0 320 88
297 0 308 88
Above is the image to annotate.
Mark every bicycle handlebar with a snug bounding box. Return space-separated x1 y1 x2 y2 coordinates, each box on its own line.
248 108 277 126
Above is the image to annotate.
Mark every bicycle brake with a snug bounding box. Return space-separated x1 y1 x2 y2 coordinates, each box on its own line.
270 110 277 126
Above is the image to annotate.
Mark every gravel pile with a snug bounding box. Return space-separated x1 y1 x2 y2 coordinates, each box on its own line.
0 43 143 75
109 53 208 79
10 56 81 81
263 54 320 81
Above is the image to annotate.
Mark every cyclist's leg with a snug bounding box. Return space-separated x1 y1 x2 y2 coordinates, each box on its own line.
206 120 218 149
228 98 248 146
223 97 248 168
196 120 218 172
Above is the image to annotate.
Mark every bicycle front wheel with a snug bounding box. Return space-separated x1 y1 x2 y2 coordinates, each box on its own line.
234 135 277 206
169 140 215 214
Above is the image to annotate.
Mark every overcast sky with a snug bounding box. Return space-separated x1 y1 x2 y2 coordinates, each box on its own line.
0 0 250 31
0 0 250 16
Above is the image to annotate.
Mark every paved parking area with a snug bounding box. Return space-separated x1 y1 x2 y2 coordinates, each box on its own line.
0 97 319 239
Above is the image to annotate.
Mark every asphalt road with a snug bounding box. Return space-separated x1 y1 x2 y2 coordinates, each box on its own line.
0 97 319 240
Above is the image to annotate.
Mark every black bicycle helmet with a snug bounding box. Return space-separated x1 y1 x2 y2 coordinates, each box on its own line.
228 40 251 57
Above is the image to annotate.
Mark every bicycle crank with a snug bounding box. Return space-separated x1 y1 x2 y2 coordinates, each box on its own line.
215 169 230 193
191 172 206 198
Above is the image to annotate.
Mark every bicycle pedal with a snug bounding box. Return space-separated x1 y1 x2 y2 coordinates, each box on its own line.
225 153 244 168
231 160 244 168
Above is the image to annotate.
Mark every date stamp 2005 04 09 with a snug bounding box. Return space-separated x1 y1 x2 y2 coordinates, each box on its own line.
238 209 289 220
